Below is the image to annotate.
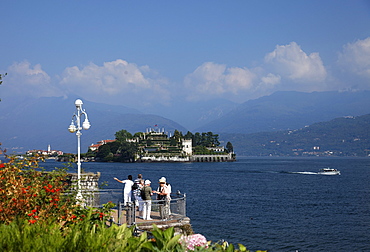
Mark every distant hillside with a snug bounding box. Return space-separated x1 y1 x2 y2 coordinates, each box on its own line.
0 96 186 154
196 90 370 134
220 114 370 157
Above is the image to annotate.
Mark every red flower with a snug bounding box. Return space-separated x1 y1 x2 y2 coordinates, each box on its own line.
48 184 53 188
32 209 37 213
28 220 37 224
27 213 33 216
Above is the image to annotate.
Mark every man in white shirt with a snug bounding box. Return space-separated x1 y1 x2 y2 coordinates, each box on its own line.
114 175 134 206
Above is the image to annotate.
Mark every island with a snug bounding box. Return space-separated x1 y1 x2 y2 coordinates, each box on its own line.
86 128 236 163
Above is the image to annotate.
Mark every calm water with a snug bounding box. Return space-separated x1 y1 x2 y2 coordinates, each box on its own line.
38 157 370 252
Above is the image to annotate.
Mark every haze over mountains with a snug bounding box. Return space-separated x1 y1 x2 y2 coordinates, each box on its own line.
1 90 370 154
195 90 370 134
221 113 370 157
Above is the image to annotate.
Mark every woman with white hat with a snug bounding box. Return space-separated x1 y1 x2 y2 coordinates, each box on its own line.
153 177 171 220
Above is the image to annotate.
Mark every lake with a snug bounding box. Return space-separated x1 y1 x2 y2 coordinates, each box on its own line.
38 157 370 251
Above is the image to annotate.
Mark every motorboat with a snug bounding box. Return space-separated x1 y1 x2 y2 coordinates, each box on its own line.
317 168 341 175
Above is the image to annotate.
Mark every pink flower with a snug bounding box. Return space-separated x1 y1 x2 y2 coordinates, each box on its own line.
179 234 208 251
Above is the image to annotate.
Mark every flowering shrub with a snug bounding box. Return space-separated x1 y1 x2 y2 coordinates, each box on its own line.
179 234 209 251
0 155 78 224
64 201 116 226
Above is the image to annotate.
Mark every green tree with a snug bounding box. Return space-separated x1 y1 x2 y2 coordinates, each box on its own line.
170 138 178 146
193 132 220 147
133 132 144 138
193 132 201 146
115 130 133 142
226 141 234 153
184 131 193 140
172 130 182 143
96 144 111 161
116 141 138 162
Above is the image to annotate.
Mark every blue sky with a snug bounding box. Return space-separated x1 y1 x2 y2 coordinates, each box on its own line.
1 0 370 110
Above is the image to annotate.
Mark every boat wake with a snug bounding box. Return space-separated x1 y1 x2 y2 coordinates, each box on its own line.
289 171 318 175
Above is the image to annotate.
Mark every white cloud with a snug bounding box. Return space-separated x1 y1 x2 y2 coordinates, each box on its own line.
260 73 281 87
59 59 171 106
337 37 370 78
3 61 60 97
265 42 327 84
184 42 331 102
184 62 256 101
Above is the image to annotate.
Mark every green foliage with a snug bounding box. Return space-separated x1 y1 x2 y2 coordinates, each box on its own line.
193 132 220 147
143 225 183 251
194 146 213 155
0 215 141 252
96 140 138 162
0 218 264 251
115 129 133 142
226 142 234 153
172 130 183 143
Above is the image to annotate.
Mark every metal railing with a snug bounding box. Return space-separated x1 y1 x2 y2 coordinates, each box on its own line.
81 189 187 226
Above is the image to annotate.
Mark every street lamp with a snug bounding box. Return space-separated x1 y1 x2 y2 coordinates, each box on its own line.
68 99 91 202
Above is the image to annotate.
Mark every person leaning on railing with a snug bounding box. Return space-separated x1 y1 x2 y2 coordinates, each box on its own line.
153 177 171 220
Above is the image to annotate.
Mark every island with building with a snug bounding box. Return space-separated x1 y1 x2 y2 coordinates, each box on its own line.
87 128 235 163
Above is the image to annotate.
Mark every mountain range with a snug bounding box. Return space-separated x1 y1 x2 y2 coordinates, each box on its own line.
220 113 370 157
195 90 370 134
1 90 370 154
0 96 186 154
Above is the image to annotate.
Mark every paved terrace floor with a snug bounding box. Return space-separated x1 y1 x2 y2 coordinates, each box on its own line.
110 208 191 231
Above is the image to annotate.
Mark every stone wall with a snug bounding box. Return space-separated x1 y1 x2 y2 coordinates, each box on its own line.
67 172 101 206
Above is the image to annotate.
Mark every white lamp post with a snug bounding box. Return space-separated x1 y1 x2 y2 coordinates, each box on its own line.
68 99 91 203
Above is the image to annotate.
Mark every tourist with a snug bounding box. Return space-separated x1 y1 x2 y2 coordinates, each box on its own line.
157 176 172 215
133 174 144 214
141 180 153 220
156 176 172 194
137 179 145 218
153 177 171 220
114 175 134 206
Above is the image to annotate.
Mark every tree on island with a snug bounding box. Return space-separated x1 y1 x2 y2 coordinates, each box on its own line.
115 129 133 142
95 130 138 162
226 141 234 153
